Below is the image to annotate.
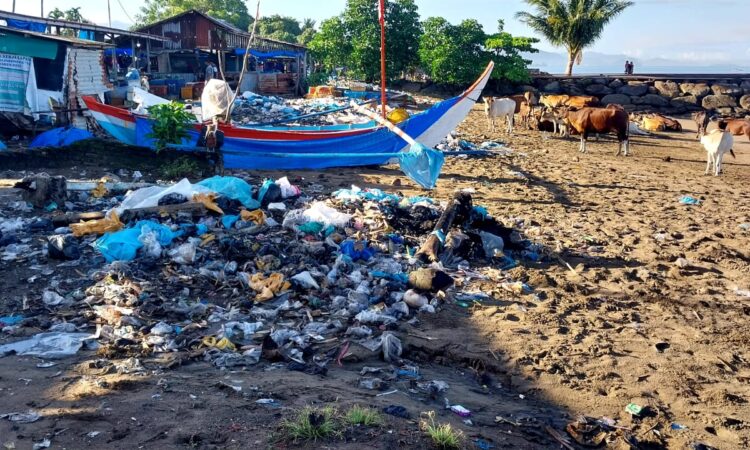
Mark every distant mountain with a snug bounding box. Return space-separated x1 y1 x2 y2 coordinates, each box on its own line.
523 50 750 74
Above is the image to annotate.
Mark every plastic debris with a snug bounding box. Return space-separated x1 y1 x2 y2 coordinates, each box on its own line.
382 405 410 419
1 410 41 423
0 332 93 359
679 195 701 205
291 271 320 290
47 234 81 260
70 212 123 237
625 403 644 416
449 405 472 417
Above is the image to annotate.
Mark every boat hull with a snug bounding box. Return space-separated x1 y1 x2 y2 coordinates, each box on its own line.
81 62 493 170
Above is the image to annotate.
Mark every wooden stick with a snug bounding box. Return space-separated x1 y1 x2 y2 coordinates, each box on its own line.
120 202 207 222
416 192 472 263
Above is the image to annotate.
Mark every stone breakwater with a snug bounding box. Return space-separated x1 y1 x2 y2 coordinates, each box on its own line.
527 77 750 115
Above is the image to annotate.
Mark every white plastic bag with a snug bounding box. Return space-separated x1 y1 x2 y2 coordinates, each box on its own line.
302 202 352 227
138 230 162 258
112 178 210 217
276 177 301 198
169 241 197 265
0 332 93 359
201 79 233 121
291 271 320 290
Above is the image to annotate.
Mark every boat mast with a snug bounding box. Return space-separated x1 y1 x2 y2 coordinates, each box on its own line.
379 0 387 118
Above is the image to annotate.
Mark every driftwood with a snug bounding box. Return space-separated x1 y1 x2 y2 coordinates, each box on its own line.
416 192 473 262
120 202 207 223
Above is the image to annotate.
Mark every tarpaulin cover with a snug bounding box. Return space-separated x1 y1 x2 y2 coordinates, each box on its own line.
30 127 94 148
398 144 444 190
233 49 303 59
6 19 47 33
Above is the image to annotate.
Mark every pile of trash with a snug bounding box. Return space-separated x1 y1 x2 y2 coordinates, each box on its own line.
0 174 542 374
230 92 370 127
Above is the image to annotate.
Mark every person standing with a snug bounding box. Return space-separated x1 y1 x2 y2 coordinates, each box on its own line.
629 61 635 75
624 60 630 75
205 60 216 81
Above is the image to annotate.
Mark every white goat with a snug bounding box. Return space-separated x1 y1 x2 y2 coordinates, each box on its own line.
700 128 735 176
483 97 515 134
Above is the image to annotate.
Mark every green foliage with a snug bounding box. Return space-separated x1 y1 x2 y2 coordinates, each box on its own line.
298 19 318 46
135 0 252 31
257 15 302 43
283 406 340 442
310 0 421 82
344 405 383 427
309 17 351 73
486 20 539 83
306 72 331 87
146 102 194 153
160 156 201 180
49 7 91 36
419 17 538 85
420 411 463 449
516 0 633 75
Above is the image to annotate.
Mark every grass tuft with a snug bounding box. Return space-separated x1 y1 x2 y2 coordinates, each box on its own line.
344 405 383 426
282 406 339 442
421 411 463 449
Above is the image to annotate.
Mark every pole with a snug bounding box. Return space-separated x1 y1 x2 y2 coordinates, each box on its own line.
379 0 387 119
40 0 44 17
12 0 15 13
107 0 112 27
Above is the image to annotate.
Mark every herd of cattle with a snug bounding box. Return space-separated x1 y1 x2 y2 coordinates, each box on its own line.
482 92 748 176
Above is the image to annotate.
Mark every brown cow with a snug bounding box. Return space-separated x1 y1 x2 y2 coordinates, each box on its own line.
641 113 682 132
540 94 569 109
562 107 630 155
508 91 538 112
718 118 750 142
565 95 599 109
693 110 713 140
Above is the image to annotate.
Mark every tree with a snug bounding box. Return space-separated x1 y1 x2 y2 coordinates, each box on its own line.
308 17 350 73
342 0 421 82
48 7 91 36
485 20 539 82
516 0 632 75
297 19 317 46
257 15 301 43
135 0 251 31
419 17 538 85
418 18 487 86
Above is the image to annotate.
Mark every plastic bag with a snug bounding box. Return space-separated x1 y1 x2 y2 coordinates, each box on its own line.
340 240 376 261
0 332 93 359
138 230 163 258
197 176 260 209
95 220 181 262
478 231 504 258
302 202 352 227
276 177 301 198
201 79 233 121
382 333 402 362
240 209 266 225
399 144 445 190
112 178 210 217
169 241 196 265
291 271 320 290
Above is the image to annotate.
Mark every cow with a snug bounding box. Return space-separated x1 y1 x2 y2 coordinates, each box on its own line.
693 110 714 140
518 101 534 130
541 94 598 110
533 107 567 137
700 121 736 176
483 97 516 133
509 91 538 112
640 114 682 132
717 118 750 142
561 107 630 155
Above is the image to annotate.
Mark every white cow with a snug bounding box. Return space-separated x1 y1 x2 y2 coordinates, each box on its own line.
700 128 735 176
484 97 516 134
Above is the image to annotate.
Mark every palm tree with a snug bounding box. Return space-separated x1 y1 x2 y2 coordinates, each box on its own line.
516 0 633 75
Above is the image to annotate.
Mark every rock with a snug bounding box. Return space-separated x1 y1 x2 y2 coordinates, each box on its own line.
711 83 743 96
671 95 700 107
601 94 632 105
741 80 750 94
618 83 649 96
585 84 612 95
702 94 737 109
578 78 594 87
637 94 670 107
716 107 735 116
609 79 623 89
740 95 750 110
562 83 585 96
654 81 681 98
680 83 710 98
592 77 609 85
542 81 561 93
519 85 538 93
14 174 68 209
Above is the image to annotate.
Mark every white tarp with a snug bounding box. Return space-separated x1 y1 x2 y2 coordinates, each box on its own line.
201 79 233 121
0 52 36 114
130 87 169 114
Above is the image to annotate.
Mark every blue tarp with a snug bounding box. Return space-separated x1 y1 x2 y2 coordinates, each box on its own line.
95 220 182 262
6 19 46 33
30 127 94 148
197 176 260 210
78 30 95 41
233 49 303 59
104 48 134 56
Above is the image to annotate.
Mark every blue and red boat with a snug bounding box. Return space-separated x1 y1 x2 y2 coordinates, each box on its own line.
82 62 493 170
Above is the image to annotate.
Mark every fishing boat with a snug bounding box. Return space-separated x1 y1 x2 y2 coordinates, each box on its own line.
82 61 492 170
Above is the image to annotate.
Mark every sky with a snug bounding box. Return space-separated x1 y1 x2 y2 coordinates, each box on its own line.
4 0 750 69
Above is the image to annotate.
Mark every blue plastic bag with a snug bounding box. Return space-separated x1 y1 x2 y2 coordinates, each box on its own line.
0 140 6 151
340 240 376 261
30 127 94 148
198 176 260 209
222 215 239 229
257 179 275 204
399 144 444 190
95 220 181 262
